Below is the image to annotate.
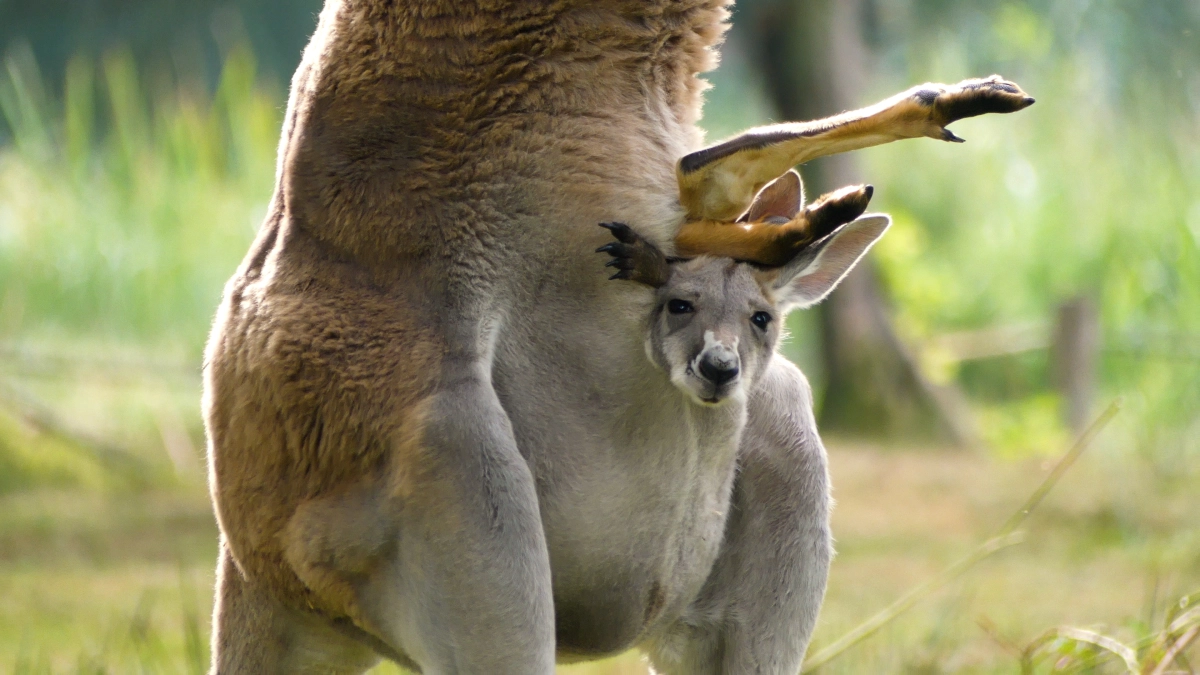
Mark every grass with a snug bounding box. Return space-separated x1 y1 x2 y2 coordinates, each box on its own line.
0 438 1196 673
801 400 1122 672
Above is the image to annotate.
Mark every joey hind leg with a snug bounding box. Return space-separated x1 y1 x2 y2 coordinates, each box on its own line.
675 172 874 266
348 370 556 674
645 360 832 674
677 75 1034 224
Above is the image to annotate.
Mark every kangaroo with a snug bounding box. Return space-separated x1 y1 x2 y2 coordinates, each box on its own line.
202 1 1032 672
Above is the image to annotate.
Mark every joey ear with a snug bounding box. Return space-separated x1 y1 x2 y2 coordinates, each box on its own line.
761 214 891 312
739 170 804 224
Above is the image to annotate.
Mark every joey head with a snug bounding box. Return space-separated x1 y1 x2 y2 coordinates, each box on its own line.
600 223 779 406
598 211 891 407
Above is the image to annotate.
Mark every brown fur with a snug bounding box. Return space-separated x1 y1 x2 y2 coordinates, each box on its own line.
205 0 732 659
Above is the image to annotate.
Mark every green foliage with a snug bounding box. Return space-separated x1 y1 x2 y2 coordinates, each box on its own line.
881 0 1200 117
0 1 323 90
0 43 278 356
0 408 108 494
860 3 1200 457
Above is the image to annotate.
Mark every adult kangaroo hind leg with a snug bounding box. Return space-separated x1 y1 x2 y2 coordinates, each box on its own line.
284 353 558 674
210 538 383 674
207 289 555 673
367 360 556 674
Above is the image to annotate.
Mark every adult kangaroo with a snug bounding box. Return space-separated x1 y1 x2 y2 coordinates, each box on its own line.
203 1 1032 672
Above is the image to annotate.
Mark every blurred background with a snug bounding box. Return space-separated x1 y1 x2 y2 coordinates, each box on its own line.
0 0 1196 672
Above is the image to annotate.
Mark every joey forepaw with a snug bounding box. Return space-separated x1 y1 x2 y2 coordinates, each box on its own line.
597 222 671 287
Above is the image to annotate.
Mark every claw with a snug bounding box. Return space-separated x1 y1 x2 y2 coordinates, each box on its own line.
941 128 966 143
597 220 672 287
804 183 875 241
602 243 634 258
598 221 637 243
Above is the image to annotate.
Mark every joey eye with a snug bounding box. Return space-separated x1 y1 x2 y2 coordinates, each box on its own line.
751 311 772 330
667 299 694 315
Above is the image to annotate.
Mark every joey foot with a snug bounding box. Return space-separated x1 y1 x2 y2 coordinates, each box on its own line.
760 184 874 266
597 222 671 287
799 184 875 241
674 184 873 267
909 75 1035 142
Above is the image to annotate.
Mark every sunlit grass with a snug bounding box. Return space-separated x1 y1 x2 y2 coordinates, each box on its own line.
0 444 1195 672
0 44 274 494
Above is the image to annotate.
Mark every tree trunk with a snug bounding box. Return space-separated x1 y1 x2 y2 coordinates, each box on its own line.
731 0 973 445
1052 296 1100 433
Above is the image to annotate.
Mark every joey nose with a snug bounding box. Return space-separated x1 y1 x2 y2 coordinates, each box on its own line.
699 355 739 385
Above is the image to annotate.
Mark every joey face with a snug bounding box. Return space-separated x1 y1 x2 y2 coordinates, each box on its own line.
598 213 890 407
644 258 779 406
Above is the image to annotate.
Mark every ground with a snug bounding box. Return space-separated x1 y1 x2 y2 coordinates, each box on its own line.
1 442 1196 673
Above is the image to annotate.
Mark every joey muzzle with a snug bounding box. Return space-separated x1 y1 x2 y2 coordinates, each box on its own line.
698 349 739 386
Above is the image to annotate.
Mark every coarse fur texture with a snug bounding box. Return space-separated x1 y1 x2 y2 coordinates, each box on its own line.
203 1 1030 672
